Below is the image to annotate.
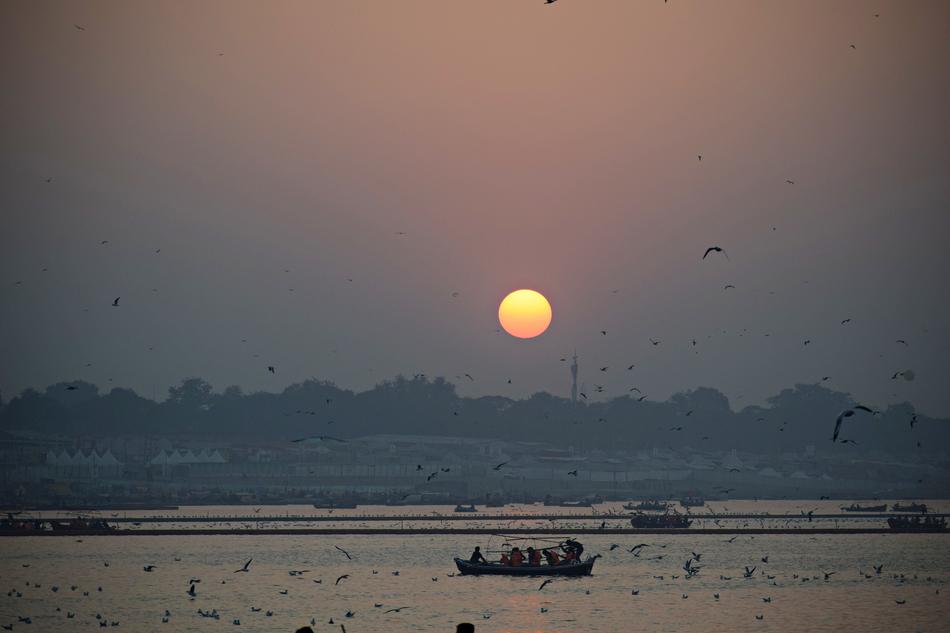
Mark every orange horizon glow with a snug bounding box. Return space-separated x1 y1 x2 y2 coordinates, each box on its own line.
498 289 552 339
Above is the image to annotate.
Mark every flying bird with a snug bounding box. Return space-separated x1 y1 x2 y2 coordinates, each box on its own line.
832 410 856 442
702 246 729 260
74 24 85 30
538 579 554 590
187 583 197 597
567 470 578 477
723 284 735 290
841 318 851 324
492 462 508 471
384 607 410 613
112 297 120 307
334 546 353 560
234 558 252 573
896 339 908 346
335 574 349 585
786 179 795 184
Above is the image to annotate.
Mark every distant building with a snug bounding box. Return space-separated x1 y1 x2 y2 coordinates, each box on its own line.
44 449 122 478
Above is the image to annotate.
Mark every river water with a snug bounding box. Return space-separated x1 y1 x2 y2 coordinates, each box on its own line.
2 502 948 632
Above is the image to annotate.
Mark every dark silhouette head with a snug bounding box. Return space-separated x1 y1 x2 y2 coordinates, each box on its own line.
456 624 475 633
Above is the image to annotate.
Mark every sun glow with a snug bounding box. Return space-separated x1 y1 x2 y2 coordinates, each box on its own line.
498 289 552 339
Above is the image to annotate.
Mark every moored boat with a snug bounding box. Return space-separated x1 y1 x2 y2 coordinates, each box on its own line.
454 504 478 513
623 500 669 511
312 500 358 509
887 515 946 531
891 502 927 513
841 503 887 512
631 514 692 529
454 557 596 576
679 496 705 507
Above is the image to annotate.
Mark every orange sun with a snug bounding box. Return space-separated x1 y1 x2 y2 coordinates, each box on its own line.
498 289 552 339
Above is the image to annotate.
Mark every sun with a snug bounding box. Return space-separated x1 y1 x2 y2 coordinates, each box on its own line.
498 289 552 339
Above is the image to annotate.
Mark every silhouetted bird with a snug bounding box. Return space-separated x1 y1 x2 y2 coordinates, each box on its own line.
567 470 578 477
75 24 85 31
112 297 120 307
335 575 349 586
702 246 728 260
538 579 553 590
493 462 508 471
334 546 353 560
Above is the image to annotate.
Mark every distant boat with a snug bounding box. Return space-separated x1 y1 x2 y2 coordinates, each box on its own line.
841 503 887 512
454 557 596 576
623 500 669 512
891 502 928 513
454 504 478 513
312 500 358 509
887 515 945 531
631 514 692 529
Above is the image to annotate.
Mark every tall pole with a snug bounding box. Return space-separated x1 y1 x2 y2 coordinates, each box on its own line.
570 350 578 406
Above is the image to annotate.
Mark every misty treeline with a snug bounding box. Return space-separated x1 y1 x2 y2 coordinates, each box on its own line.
0 376 945 455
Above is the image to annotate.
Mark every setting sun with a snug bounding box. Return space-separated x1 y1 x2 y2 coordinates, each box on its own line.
498 289 552 339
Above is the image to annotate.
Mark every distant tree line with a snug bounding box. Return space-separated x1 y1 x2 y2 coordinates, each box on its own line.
0 375 946 456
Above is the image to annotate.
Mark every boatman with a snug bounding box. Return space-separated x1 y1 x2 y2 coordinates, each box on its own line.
469 546 487 564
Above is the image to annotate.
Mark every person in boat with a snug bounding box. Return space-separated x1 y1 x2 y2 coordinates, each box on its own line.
499 551 510 565
526 546 542 566
469 546 487 565
563 539 584 561
509 547 524 566
544 548 560 566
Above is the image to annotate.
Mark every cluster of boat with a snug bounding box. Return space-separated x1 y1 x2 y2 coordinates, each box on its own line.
842 502 928 513
887 515 946 531
0 517 114 534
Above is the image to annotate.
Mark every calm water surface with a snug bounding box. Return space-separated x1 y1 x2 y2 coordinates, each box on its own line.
2 503 949 632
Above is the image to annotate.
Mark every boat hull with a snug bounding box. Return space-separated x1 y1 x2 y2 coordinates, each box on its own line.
454 557 595 576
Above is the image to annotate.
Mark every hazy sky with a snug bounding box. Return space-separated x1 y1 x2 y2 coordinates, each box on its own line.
2 1 949 416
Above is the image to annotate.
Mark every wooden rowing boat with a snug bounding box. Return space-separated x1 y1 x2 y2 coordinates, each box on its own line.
454 556 596 576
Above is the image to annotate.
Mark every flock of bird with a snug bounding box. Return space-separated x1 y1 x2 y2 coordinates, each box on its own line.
3 532 942 630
